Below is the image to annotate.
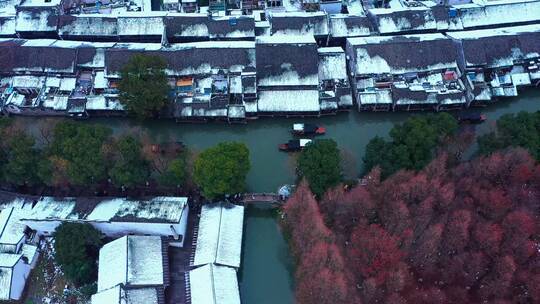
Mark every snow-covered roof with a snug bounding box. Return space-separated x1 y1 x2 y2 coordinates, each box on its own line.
97 235 163 292
0 253 21 267
0 253 22 300
126 236 163 286
456 0 540 29
193 203 244 268
78 44 114 69
0 207 15 245
227 105 245 119
125 288 159 304
0 0 20 14
105 41 255 77
0 202 32 248
0 263 14 300
256 36 318 87
58 15 118 37
42 95 69 111
91 285 122 304
0 196 188 228
4 92 26 107
318 47 347 80
19 197 78 221
329 14 372 38
269 11 328 37
20 39 55 46
93 71 107 89
318 46 344 54
20 243 37 264
59 77 76 91
368 6 437 34
166 15 256 40
97 236 128 292
15 7 58 33
18 0 61 6
436 91 466 105
12 75 44 88
207 16 255 39
447 24 540 68
164 13 210 38
256 34 315 45
359 90 393 105
0 16 16 36
85 196 187 223
117 14 165 36
189 264 240 304
86 96 124 111
257 89 320 113
0 38 256 77
45 76 60 87
392 86 439 105
257 68 319 87
347 33 459 75
0 39 78 73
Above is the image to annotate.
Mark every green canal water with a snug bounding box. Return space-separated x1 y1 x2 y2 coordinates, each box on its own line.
16 89 540 303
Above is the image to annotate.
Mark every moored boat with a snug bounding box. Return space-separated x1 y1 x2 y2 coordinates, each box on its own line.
292 123 326 135
458 113 486 124
278 139 312 152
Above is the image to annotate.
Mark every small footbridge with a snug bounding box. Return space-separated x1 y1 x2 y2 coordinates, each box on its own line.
240 193 284 205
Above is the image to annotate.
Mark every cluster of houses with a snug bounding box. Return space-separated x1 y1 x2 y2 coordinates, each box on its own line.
0 0 539 120
1 0 539 37
0 36 354 120
0 193 245 303
347 26 540 111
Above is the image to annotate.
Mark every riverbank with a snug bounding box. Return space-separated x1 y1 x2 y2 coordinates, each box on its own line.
10 88 540 304
81 89 540 191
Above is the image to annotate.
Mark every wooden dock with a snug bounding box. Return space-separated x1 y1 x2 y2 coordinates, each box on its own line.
240 193 283 205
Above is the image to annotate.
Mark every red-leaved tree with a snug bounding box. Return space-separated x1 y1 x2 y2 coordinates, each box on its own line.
285 148 540 304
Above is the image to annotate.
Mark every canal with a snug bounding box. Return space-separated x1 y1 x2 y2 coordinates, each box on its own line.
15 89 540 303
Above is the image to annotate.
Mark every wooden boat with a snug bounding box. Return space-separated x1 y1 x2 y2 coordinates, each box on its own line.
292 123 326 135
458 113 486 124
279 139 312 152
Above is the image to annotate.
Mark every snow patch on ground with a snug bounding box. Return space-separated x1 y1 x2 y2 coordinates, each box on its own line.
26 238 91 304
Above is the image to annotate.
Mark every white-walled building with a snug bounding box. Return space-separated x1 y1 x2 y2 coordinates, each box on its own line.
0 253 30 300
10 196 190 246
0 195 189 301
193 202 244 268
0 201 39 301
91 235 166 304
189 263 241 304
190 202 244 304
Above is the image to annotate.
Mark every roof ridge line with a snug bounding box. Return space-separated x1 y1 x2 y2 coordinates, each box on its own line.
214 203 224 264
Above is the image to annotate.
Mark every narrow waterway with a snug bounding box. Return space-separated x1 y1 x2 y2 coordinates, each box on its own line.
13 89 540 303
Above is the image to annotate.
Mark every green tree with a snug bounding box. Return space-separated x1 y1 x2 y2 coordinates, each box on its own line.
0 117 11 130
0 117 15 178
48 121 112 186
3 132 48 186
363 136 394 176
53 223 103 285
297 139 342 197
158 156 187 188
110 135 150 187
194 142 250 200
363 113 458 178
118 54 170 119
478 111 540 159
